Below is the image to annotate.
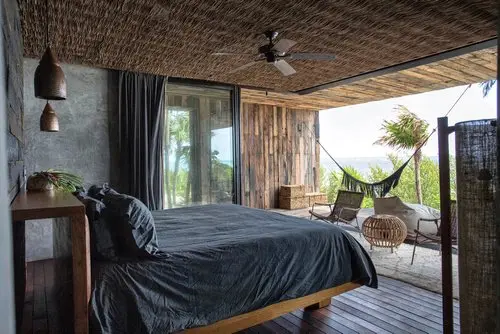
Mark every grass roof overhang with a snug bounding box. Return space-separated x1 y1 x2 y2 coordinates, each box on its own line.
20 0 498 95
242 46 498 110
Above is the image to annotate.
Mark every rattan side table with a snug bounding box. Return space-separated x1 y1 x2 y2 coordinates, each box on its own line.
362 214 407 253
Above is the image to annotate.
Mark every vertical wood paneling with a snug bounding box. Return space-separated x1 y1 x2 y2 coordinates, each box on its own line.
241 103 320 209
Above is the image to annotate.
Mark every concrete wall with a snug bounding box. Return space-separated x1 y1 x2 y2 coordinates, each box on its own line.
3 0 25 329
23 58 112 261
4 0 24 201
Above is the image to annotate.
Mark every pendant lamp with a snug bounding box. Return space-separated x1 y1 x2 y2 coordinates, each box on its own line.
34 0 66 100
40 102 59 132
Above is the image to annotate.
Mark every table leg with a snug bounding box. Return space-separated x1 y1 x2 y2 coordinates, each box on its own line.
71 214 90 334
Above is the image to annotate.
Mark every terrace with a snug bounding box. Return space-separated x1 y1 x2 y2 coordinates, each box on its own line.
271 207 460 299
3 1 497 334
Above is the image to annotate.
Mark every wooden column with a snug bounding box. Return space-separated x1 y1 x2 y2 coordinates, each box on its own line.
437 117 453 334
71 214 90 334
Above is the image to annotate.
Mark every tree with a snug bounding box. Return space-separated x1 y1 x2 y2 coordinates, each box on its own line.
166 110 190 207
480 80 496 97
374 105 429 204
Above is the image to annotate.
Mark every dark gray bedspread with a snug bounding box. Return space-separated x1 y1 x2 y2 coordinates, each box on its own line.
91 204 377 333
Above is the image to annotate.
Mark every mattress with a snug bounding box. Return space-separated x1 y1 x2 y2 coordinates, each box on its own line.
90 204 377 333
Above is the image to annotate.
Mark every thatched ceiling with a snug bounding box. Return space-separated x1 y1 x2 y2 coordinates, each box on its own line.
20 0 497 92
242 46 498 110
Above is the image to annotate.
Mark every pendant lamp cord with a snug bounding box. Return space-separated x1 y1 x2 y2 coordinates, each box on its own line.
45 0 49 47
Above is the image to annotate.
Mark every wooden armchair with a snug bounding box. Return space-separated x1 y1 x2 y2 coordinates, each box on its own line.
411 200 458 265
309 190 364 230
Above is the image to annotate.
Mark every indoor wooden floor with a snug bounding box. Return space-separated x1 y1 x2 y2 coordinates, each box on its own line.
22 260 460 334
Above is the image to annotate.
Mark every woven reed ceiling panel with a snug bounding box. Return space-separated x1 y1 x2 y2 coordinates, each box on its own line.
241 47 497 110
20 0 497 92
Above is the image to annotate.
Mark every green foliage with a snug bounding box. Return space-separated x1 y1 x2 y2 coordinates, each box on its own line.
320 166 373 208
210 151 233 202
164 109 191 208
320 154 456 210
374 105 430 150
33 169 84 192
375 105 430 204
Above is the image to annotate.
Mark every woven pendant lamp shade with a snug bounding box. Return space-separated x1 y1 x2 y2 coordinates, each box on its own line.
455 119 497 333
34 46 66 100
40 102 59 132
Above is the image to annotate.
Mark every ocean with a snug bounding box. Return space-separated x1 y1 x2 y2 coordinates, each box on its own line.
321 156 439 176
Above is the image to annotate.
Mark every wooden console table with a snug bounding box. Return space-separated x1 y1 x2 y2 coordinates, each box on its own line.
11 190 90 334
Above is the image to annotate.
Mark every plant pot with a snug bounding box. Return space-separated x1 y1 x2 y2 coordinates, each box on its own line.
27 174 54 192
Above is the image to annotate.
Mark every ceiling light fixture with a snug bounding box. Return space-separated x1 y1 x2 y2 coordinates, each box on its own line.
40 102 59 132
35 0 65 132
34 0 66 100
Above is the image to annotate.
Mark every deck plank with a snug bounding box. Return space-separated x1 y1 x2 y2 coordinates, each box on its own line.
338 292 442 333
329 299 414 334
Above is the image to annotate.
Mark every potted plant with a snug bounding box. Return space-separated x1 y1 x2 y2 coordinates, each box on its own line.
27 169 83 192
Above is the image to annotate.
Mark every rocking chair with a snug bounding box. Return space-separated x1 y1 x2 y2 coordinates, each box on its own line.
309 190 364 230
411 200 458 265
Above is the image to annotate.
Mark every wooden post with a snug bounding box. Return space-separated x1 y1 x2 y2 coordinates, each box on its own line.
71 214 90 334
304 298 331 310
437 117 453 334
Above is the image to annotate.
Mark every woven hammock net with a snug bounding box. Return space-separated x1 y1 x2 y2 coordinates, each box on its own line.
340 159 410 198
455 119 497 332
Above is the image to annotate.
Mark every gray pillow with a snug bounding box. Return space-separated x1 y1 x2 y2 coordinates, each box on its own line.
102 193 161 258
87 183 119 202
76 194 118 261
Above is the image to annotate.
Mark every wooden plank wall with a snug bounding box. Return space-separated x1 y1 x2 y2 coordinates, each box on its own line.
241 103 320 209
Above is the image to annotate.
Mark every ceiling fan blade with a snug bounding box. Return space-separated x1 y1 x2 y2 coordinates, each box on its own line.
273 39 297 54
228 60 261 73
288 53 336 61
211 52 255 56
273 60 296 76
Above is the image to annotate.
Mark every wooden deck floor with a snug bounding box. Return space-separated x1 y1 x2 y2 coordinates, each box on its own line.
22 260 460 333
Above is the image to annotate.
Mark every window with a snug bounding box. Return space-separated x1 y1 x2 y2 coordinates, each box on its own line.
163 82 237 208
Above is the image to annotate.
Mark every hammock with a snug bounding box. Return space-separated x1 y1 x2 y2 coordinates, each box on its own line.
314 84 471 198
340 159 410 198
320 140 412 197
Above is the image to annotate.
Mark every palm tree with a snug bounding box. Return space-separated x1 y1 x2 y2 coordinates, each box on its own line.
375 105 429 204
480 80 496 97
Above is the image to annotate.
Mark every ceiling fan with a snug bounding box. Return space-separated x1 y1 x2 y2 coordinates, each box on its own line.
212 31 336 76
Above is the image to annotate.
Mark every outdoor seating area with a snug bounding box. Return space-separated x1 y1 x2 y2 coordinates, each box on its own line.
270 199 460 299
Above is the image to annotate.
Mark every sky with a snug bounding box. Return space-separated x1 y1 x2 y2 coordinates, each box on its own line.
319 82 497 158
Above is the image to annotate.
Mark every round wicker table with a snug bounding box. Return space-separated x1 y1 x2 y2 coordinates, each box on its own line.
362 214 407 253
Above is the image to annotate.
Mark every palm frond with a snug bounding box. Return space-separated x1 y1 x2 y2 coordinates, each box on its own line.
480 80 496 97
374 105 430 152
36 169 84 192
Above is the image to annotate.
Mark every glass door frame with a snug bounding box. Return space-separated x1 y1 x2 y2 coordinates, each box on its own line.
166 77 242 205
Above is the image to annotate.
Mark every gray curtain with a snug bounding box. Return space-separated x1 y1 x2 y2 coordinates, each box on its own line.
118 71 166 210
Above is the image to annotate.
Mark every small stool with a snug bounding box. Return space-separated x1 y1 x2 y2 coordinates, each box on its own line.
362 214 407 253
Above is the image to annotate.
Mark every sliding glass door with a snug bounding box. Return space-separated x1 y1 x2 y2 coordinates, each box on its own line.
163 82 236 208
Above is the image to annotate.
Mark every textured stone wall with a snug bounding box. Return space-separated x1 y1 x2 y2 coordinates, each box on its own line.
23 58 112 261
4 0 24 201
3 0 25 329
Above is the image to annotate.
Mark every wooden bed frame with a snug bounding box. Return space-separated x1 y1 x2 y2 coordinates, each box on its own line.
183 282 361 333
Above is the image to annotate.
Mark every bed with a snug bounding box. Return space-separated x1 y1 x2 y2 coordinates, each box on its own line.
90 204 377 333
